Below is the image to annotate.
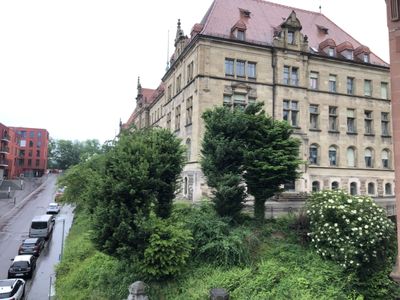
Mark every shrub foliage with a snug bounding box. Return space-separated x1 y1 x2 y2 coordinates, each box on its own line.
306 189 396 275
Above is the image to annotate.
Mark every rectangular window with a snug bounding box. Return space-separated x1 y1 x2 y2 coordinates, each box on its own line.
283 100 299 127
166 112 171 130
236 60 245 77
288 31 295 44
167 84 172 100
175 105 181 131
328 47 335 57
247 62 256 78
381 82 389 99
28 159 32 167
28 150 32 157
233 94 246 110
176 74 182 94
347 109 356 133
283 66 290 85
186 97 193 125
347 77 354 95
364 79 372 96
223 95 231 107
291 67 299 86
329 74 337 92
225 58 234 76
364 110 373 134
309 72 318 90
391 0 400 20
309 104 319 130
329 106 338 131
382 112 390 136
237 30 245 41
187 61 194 83
29 131 34 138
35 159 40 167
36 150 40 157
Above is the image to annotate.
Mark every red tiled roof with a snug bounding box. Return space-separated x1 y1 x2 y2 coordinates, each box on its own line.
336 41 354 53
142 88 155 104
199 0 388 66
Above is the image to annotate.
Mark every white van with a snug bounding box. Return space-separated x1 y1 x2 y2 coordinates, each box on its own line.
29 215 54 240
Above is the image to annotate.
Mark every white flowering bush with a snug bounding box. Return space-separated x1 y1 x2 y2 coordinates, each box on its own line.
306 189 396 274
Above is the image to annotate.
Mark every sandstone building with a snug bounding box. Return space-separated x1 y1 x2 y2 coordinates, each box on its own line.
124 0 394 202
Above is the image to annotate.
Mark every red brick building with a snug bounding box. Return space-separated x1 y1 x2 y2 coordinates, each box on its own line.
0 123 49 179
386 0 400 281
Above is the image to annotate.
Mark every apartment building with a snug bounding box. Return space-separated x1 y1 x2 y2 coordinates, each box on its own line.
124 0 394 202
0 123 49 179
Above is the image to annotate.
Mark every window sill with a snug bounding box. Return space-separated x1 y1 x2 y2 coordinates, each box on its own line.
309 128 321 132
328 130 340 134
364 133 375 137
347 132 358 135
185 123 192 128
381 135 392 138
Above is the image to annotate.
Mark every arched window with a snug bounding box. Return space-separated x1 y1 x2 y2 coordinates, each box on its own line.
364 148 373 168
309 144 319 165
382 149 390 168
186 138 191 162
385 183 392 195
350 182 357 195
329 146 337 166
312 181 320 192
347 147 356 167
367 182 375 195
331 181 339 190
184 177 188 195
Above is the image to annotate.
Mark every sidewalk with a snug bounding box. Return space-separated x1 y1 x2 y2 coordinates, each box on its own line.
0 177 46 219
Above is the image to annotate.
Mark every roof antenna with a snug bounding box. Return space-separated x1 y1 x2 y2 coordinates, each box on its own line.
166 30 170 72
319 0 322 13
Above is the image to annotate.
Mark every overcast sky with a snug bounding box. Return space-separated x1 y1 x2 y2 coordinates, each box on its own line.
0 0 389 143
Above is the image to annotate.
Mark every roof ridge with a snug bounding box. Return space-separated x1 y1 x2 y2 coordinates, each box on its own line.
252 0 320 16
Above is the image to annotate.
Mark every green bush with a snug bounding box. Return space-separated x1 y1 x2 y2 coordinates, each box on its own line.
174 201 259 267
139 216 193 280
307 190 396 274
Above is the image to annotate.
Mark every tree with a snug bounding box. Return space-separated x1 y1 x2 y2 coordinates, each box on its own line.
91 127 185 257
243 103 302 221
201 107 247 220
201 103 302 222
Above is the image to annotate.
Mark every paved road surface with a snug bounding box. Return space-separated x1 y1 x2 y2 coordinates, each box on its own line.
0 174 74 299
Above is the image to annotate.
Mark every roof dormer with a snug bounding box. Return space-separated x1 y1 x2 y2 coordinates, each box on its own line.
319 38 336 57
354 45 371 63
273 10 308 51
336 41 354 60
231 20 247 41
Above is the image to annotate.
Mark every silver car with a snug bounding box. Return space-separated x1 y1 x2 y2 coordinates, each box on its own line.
0 278 25 299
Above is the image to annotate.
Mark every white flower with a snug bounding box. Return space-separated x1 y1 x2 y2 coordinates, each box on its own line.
347 199 352 203
364 225 369 229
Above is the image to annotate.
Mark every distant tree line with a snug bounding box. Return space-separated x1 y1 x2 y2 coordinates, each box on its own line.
47 138 105 170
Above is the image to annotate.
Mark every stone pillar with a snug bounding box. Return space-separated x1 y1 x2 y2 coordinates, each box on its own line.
127 281 148 300
209 288 229 300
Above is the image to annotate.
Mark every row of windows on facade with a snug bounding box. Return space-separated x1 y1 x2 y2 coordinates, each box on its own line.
309 145 391 169
167 61 194 100
15 158 42 167
17 130 44 139
153 97 194 131
285 101 391 136
19 139 43 148
17 149 42 158
308 70 389 99
311 180 393 196
224 59 389 99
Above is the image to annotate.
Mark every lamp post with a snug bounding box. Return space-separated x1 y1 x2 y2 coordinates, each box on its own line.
57 218 66 261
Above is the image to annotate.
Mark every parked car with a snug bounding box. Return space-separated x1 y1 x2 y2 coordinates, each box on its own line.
46 203 60 215
0 278 25 300
18 238 45 256
7 255 36 279
29 215 54 240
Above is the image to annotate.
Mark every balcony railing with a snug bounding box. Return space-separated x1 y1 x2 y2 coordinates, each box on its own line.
1 134 10 142
0 146 9 153
0 159 9 167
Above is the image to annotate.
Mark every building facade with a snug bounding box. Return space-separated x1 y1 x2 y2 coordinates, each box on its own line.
0 123 49 179
124 0 394 202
